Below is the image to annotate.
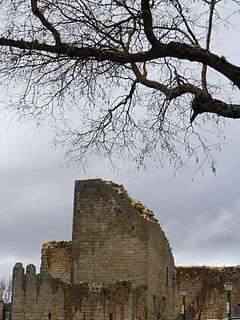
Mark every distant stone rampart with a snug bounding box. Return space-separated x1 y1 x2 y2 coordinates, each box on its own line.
176 266 240 320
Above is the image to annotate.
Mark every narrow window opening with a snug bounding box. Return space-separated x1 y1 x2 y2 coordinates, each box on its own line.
48 313 52 319
132 226 135 230
165 266 169 286
102 288 107 296
109 313 113 320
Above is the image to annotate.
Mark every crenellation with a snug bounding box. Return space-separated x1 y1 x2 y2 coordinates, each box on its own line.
13 262 24 278
12 265 71 320
26 264 36 276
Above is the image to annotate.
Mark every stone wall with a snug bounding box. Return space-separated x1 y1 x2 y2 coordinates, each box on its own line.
11 262 71 320
11 261 147 320
147 221 176 319
176 266 240 320
72 281 147 320
71 180 149 286
72 179 175 320
41 241 71 283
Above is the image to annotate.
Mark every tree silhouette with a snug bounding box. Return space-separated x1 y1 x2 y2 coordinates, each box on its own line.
0 0 239 168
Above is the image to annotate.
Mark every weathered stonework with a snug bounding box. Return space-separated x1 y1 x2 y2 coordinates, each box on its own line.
0 298 3 320
11 179 176 320
41 241 71 283
175 266 240 320
11 262 71 320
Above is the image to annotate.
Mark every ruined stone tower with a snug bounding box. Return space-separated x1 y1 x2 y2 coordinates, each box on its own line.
11 179 176 320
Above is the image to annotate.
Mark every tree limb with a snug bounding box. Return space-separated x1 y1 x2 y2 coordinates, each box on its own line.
31 0 61 45
131 62 171 96
0 37 240 92
131 62 202 99
191 94 240 122
172 0 200 46
201 0 216 94
141 0 159 46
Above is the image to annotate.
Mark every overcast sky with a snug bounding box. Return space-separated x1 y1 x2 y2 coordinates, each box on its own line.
0 115 240 277
0 3 240 278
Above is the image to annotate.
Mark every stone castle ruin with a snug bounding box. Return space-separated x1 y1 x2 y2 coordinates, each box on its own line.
11 179 176 320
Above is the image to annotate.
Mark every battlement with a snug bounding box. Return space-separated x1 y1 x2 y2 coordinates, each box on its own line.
12 262 71 320
12 261 67 281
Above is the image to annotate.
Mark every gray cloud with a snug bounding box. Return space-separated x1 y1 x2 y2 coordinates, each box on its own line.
1 117 240 278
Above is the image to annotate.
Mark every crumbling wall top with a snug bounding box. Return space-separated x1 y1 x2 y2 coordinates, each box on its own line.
42 240 71 249
75 178 158 223
41 241 71 283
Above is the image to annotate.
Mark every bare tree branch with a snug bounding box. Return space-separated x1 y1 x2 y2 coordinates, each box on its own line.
201 0 216 94
141 0 159 46
0 36 239 91
191 94 240 123
30 0 61 45
0 0 238 170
